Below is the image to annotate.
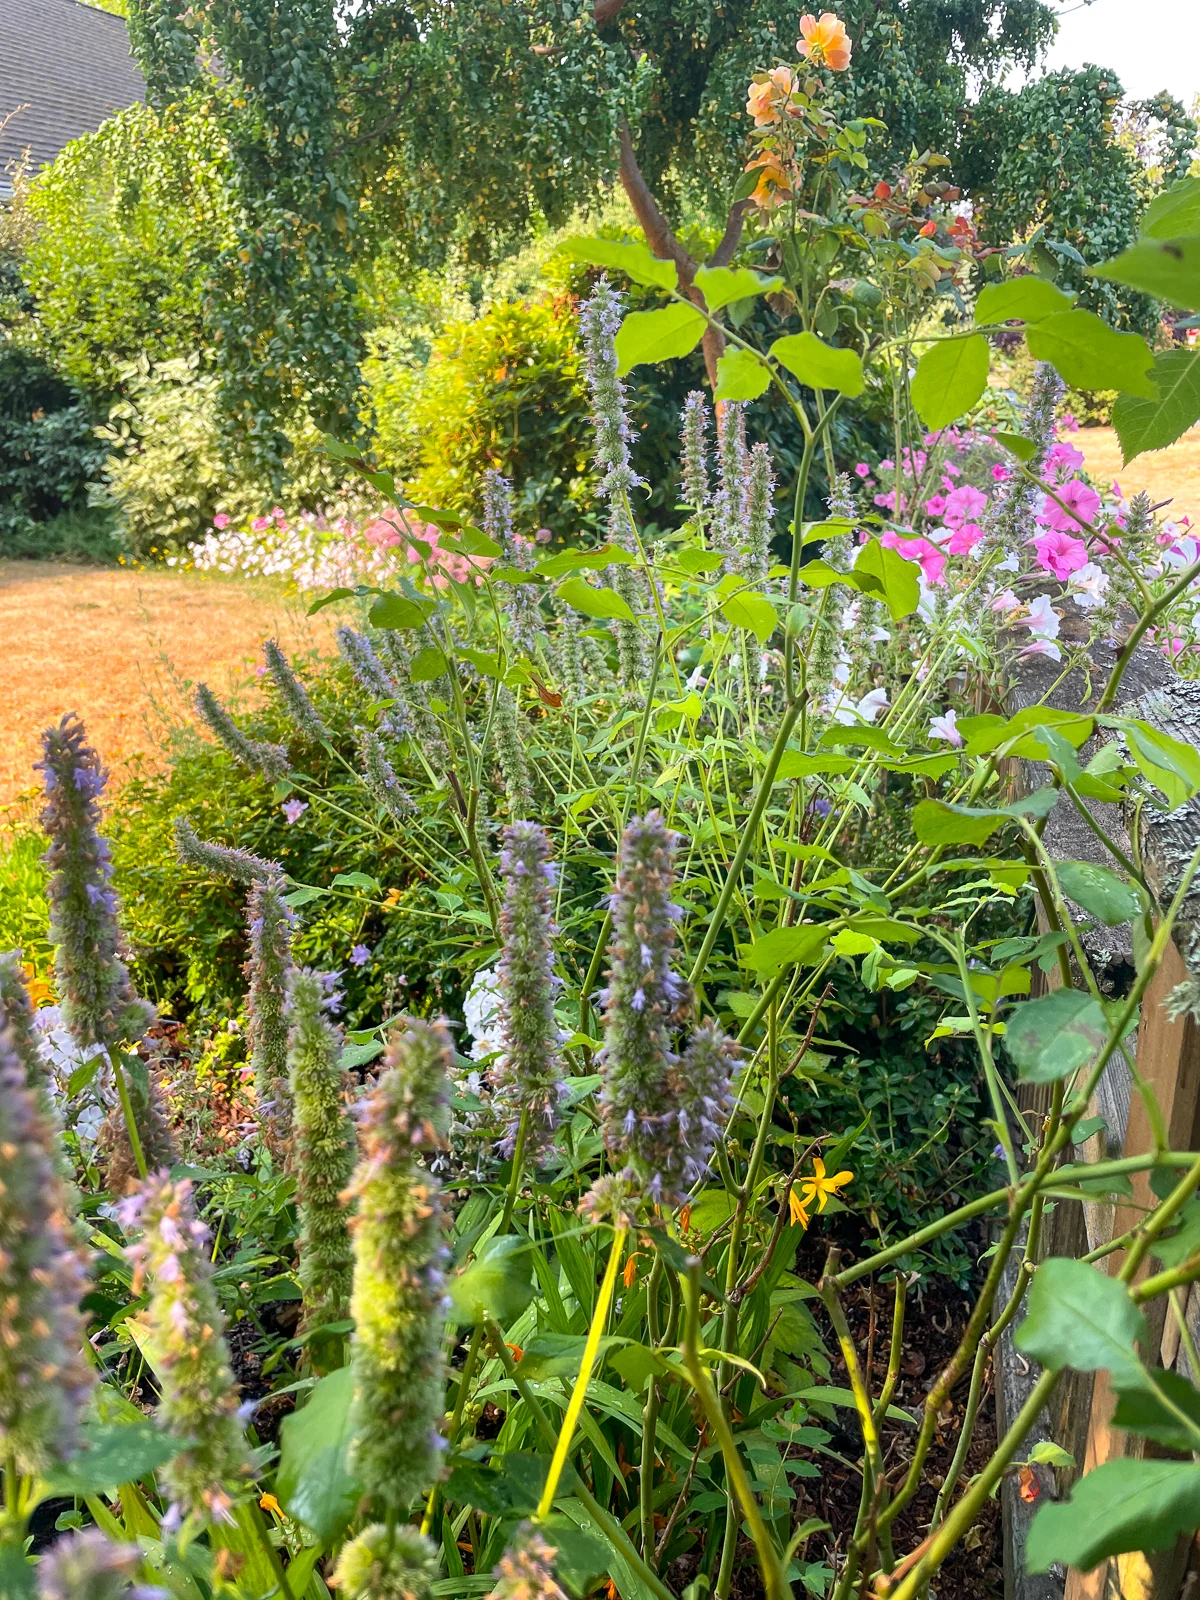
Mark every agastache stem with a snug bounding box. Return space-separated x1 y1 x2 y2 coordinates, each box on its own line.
107 1048 147 1181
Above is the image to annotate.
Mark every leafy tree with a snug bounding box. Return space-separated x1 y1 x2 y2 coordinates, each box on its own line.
121 0 1058 464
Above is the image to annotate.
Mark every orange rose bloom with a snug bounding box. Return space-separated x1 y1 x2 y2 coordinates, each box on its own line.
797 12 852 71
746 80 778 125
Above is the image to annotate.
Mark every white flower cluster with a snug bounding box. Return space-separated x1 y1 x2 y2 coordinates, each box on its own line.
33 1006 112 1151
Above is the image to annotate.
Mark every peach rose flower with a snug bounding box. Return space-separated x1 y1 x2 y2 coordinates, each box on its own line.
797 12 852 70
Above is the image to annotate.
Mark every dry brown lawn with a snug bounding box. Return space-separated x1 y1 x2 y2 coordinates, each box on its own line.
0 563 335 816
1074 424 1200 527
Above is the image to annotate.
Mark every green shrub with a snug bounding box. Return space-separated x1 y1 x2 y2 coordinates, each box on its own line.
0 347 107 547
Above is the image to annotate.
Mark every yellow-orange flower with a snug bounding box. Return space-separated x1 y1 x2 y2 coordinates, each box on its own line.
797 12 852 71
788 1188 811 1229
745 153 792 210
746 80 777 125
768 65 796 96
799 1157 853 1213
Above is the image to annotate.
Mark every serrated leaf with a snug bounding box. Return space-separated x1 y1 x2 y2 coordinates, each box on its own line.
775 752 854 780
1095 235 1200 311
740 924 831 976
537 544 638 578
992 430 1038 461
1027 1440 1076 1469
694 264 783 311
674 549 725 575
616 304 706 374
1026 309 1157 398
44 1421 180 1496
558 577 637 623
1113 348 1200 462
1016 1258 1147 1393
854 537 920 620
1057 861 1143 926
976 278 1075 324
1027 1460 1200 1575
910 334 990 429
560 236 678 291
276 1366 363 1543
1004 989 1108 1083
714 347 772 401
771 332 865 397
448 1234 535 1326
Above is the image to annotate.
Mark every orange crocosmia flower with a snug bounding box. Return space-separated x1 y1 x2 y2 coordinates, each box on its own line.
797 12 852 71
788 1189 810 1229
746 80 777 125
623 1255 639 1288
259 1494 283 1516
799 1157 853 1213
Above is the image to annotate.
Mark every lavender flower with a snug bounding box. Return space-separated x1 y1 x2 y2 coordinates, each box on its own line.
713 402 748 565
337 628 409 737
681 391 711 523
282 798 309 825
36 1528 152 1600
489 1525 569 1600
287 969 357 1338
37 714 155 1053
247 878 296 1150
355 727 415 819
598 813 690 1201
0 1041 93 1475
120 1175 253 1524
485 470 541 657
195 684 289 780
174 816 281 887
496 823 565 1162
332 1523 438 1600
493 686 531 813
580 278 641 499
347 1020 452 1513
264 638 331 744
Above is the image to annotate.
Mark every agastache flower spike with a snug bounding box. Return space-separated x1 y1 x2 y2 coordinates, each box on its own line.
247 878 296 1149
287 968 357 1335
375 632 447 764
489 1525 569 1600
580 278 641 498
37 714 155 1052
496 823 565 1162
347 1020 452 1514
681 391 711 526
493 686 532 813
174 816 282 887
333 1523 438 1600
35 1528 152 1600
555 600 587 701
714 401 748 567
665 1023 737 1196
598 812 690 1199
0 1040 93 1475
356 727 416 819
120 1175 253 1524
336 628 409 738
485 471 540 656
195 684 289 780
264 638 331 744
0 950 54 1110
983 363 1063 564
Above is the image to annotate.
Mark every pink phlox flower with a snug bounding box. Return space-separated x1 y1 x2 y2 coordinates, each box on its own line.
991 463 1011 483
1033 527 1089 580
272 506 287 525
928 708 963 747
874 490 902 511
943 462 962 480
879 458 895 470
282 799 309 824
364 516 404 549
213 512 231 529
854 462 872 478
1060 413 1079 432
1039 478 1100 533
251 515 271 532
924 494 948 518
882 529 946 585
946 522 985 555
943 485 987 528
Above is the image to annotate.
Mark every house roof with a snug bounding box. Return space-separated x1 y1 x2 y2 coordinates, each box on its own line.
0 0 145 194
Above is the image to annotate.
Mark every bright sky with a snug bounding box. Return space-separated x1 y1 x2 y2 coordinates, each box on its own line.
1038 0 1200 107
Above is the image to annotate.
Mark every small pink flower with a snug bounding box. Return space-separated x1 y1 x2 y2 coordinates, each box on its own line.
943 485 988 529
1033 527 1089 580
252 516 271 532
1020 594 1061 641
1039 478 1100 533
943 462 961 480
1060 412 1079 432
928 709 963 747
1020 638 1063 661
946 521 985 555
282 799 308 825
924 494 948 518
882 530 946 585
213 512 231 529
854 462 872 478
990 588 1020 613
1045 440 1085 476
991 463 1010 483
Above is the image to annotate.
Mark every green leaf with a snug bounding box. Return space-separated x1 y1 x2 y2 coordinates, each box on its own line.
1016 1258 1147 1392
307 585 361 615
775 752 854 780
910 335 990 429
1026 310 1157 399
1111 1370 1200 1452
1125 719 1200 808
368 592 433 630
1143 178 1200 240
67 1054 104 1098
340 1040 383 1070
0 1546 34 1600
976 278 1075 324
560 236 678 291
1057 861 1143 926
448 1234 535 1326
1027 1440 1076 1469
854 538 920 620
1095 235 1200 311
537 544 639 578
912 800 1007 846
332 870 381 892
771 332 865 397
693 264 783 312
714 347 772 402
557 577 637 624
276 1366 363 1543
616 305 707 374
717 580 777 642
1027 1460 1200 1575
44 1421 179 1496
740 924 830 976
992 430 1038 461
516 1334 625 1381
674 549 725 575
1113 349 1200 462
410 646 448 682
1004 989 1108 1083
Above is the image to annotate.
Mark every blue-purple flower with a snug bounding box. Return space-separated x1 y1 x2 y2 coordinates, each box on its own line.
496 822 565 1162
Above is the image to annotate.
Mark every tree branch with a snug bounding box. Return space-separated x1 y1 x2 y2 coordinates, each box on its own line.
593 0 630 26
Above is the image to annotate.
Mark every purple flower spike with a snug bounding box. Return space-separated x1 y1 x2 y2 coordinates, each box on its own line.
496 822 565 1163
